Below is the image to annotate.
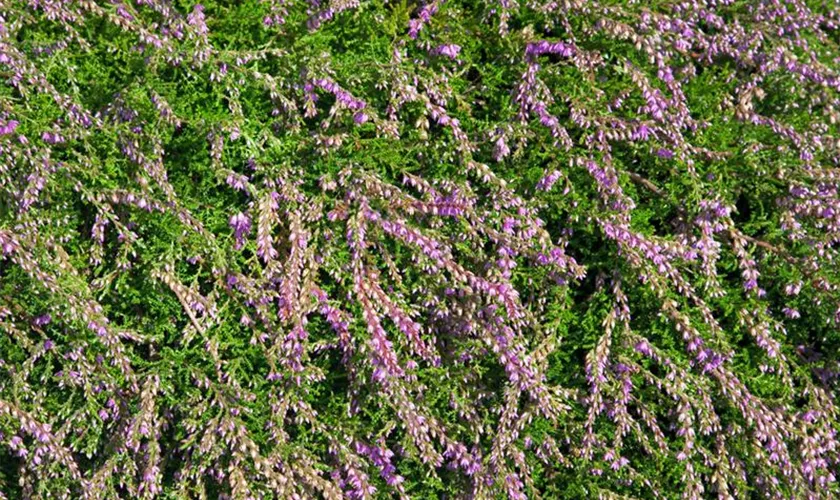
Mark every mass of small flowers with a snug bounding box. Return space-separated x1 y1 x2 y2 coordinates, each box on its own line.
1 0 840 498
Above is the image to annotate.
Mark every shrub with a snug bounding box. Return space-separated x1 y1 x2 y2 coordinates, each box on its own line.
1 0 840 498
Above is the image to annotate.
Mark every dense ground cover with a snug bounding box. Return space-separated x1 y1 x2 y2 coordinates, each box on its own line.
2 0 840 498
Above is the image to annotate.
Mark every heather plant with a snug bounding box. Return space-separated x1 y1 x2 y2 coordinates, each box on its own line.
1 0 840 498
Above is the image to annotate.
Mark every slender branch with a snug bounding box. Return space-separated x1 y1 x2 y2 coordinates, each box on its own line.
625 171 785 257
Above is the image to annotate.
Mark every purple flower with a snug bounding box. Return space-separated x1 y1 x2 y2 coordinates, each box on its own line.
408 2 439 38
0 119 18 135
42 131 64 144
526 40 576 59
784 282 802 296
633 123 652 141
537 169 562 191
656 148 674 159
493 135 510 161
433 44 461 60
353 112 368 124
187 4 209 35
33 313 51 327
229 212 251 249
782 307 800 319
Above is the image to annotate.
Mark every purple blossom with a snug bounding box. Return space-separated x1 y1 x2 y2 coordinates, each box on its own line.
537 169 562 191
656 148 674 159
0 119 18 135
33 314 51 327
525 40 576 59
493 135 510 161
432 44 461 60
229 212 251 249
41 131 64 144
353 112 368 124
